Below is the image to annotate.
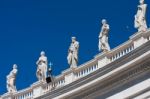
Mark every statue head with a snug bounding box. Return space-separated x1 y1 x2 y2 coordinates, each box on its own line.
102 19 107 24
71 37 76 43
40 51 45 56
13 64 17 69
139 0 144 4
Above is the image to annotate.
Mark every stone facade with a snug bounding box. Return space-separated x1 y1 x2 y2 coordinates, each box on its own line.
1 30 150 99
37 38 150 99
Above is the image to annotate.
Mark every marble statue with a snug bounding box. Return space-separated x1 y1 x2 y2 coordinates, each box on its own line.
67 37 79 68
7 64 18 93
99 19 110 52
36 51 48 81
134 0 147 32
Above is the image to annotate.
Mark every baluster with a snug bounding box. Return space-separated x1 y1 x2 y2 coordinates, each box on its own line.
91 66 93 72
115 54 117 60
126 48 128 53
128 46 131 52
24 94 26 99
132 45 134 50
113 55 115 60
84 69 86 75
85 69 87 74
116 54 118 59
127 47 129 53
110 57 112 61
124 50 126 54
76 73 78 78
111 56 114 61
28 92 31 98
59 81 61 85
112 56 114 61
120 51 123 57
113 56 115 60
118 52 120 58
96 64 98 69
91 66 93 71
61 80 63 85
14 96 17 99
122 50 125 55
30 91 33 98
128 47 130 52
119 52 121 58
92 66 94 70
26 94 28 99
113 55 116 60
78 71 80 77
117 53 119 59
88 68 90 73
130 45 132 51
23 94 24 99
94 65 96 70
23 95 25 99
63 79 65 84
79 71 82 77
119 52 121 57
82 70 84 76
86 68 88 74
89 67 91 73
21 95 23 99
115 53 117 60
80 71 82 77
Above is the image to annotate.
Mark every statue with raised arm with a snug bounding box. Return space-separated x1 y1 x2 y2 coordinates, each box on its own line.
99 19 110 52
7 64 18 93
67 37 79 68
36 51 48 81
134 0 147 32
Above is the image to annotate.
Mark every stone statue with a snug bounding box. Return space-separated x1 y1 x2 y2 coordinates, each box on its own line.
7 64 18 93
134 0 147 32
36 51 48 81
67 37 79 68
99 19 110 52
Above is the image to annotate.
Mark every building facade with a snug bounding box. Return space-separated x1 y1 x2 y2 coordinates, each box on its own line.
1 29 150 99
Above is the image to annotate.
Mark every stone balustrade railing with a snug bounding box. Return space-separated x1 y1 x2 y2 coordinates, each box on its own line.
14 88 33 99
1 88 33 99
75 60 98 79
1 29 150 99
55 76 65 88
44 74 65 93
109 41 134 62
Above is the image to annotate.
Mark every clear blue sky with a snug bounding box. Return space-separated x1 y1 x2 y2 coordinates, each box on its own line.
0 0 150 95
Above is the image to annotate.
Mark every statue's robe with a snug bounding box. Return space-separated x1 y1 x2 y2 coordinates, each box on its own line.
36 56 48 81
67 41 79 68
99 24 110 52
134 4 147 32
7 69 17 93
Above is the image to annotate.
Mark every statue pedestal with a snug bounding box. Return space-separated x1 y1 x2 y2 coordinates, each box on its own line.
31 81 46 98
95 52 110 68
1 92 14 99
62 68 76 85
130 30 150 48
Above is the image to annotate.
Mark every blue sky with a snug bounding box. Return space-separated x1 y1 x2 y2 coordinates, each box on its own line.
0 0 150 95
